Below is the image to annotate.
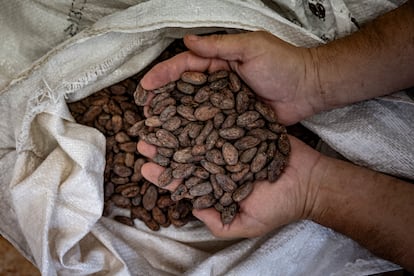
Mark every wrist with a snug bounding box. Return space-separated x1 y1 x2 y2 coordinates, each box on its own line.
299 47 333 117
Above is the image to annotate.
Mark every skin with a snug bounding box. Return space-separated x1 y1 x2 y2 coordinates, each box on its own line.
137 1 414 271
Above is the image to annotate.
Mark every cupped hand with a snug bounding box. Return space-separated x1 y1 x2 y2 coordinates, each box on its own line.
141 31 322 125
137 135 321 238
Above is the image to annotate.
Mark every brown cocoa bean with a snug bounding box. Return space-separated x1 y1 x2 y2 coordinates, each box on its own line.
111 115 123 133
184 176 203 188
157 195 175 208
195 120 214 145
209 79 228 90
267 151 288 182
191 144 207 156
153 97 176 114
192 166 210 179
124 110 140 125
181 71 207 85
83 105 102 122
194 86 213 103
233 181 253 202
134 85 150 106
234 136 261 150
172 164 195 179
111 194 130 208
221 113 237 129
255 101 277 123
157 147 174 157
219 192 234 207
115 132 131 143
222 142 238 165
127 120 145 137
206 149 226 166
278 133 290 155
215 173 237 192
228 72 241 92
153 82 176 94
153 154 170 167
251 152 268 173
192 194 216 209
221 203 238 224
156 129 179 148
158 167 173 187
189 182 213 197
113 164 132 177
236 111 260 127
119 142 137 153
152 206 167 225
131 206 151 221
114 216 134 226
210 174 224 199
200 160 225 175
171 184 189 201
159 105 177 122
173 148 193 163
218 127 245 140
177 80 195 94
176 105 196 121
194 105 220 121
240 147 258 163
142 185 158 211
163 116 181 132
208 70 229 82
187 123 203 139
119 184 140 198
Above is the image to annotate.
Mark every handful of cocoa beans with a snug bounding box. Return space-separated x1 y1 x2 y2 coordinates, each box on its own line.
68 72 196 231
134 70 290 224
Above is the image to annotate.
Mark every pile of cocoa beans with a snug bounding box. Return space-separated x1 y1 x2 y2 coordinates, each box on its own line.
67 39 295 230
134 70 289 224
68 78 196 231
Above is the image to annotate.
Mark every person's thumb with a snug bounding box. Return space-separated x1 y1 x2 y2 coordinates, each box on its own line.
184 32 258 62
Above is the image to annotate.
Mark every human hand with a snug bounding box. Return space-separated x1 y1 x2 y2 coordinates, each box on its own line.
140 31 323 126
137 135 321 238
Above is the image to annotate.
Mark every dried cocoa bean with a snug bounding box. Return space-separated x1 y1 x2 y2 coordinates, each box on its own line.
181 71 207 85
114 215 134 226
142 185 158 211
156 129 179 148
222 142 238 165
192 194 216 209
221 203 238 224
189 182 213 197
232 181 253 202
158 168 173 187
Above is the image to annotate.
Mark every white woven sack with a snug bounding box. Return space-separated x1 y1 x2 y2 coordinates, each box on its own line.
0 0 408 275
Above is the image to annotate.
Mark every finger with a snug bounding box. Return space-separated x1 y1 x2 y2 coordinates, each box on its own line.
141 162 182 191
184 32 262 62
140 51 229 90
137 140 157 159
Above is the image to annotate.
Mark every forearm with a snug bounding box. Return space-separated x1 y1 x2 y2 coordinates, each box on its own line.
310 156 414 271
310 0 414 111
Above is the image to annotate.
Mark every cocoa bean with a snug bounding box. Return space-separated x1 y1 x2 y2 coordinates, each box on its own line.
232 181 253 202
221 203 238 224
192 194 216 209
189 182 213 197
142 185 158 211
181 71 207 85
222 142 238 165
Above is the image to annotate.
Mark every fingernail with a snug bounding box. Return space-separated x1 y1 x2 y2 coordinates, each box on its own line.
186 34 200 41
